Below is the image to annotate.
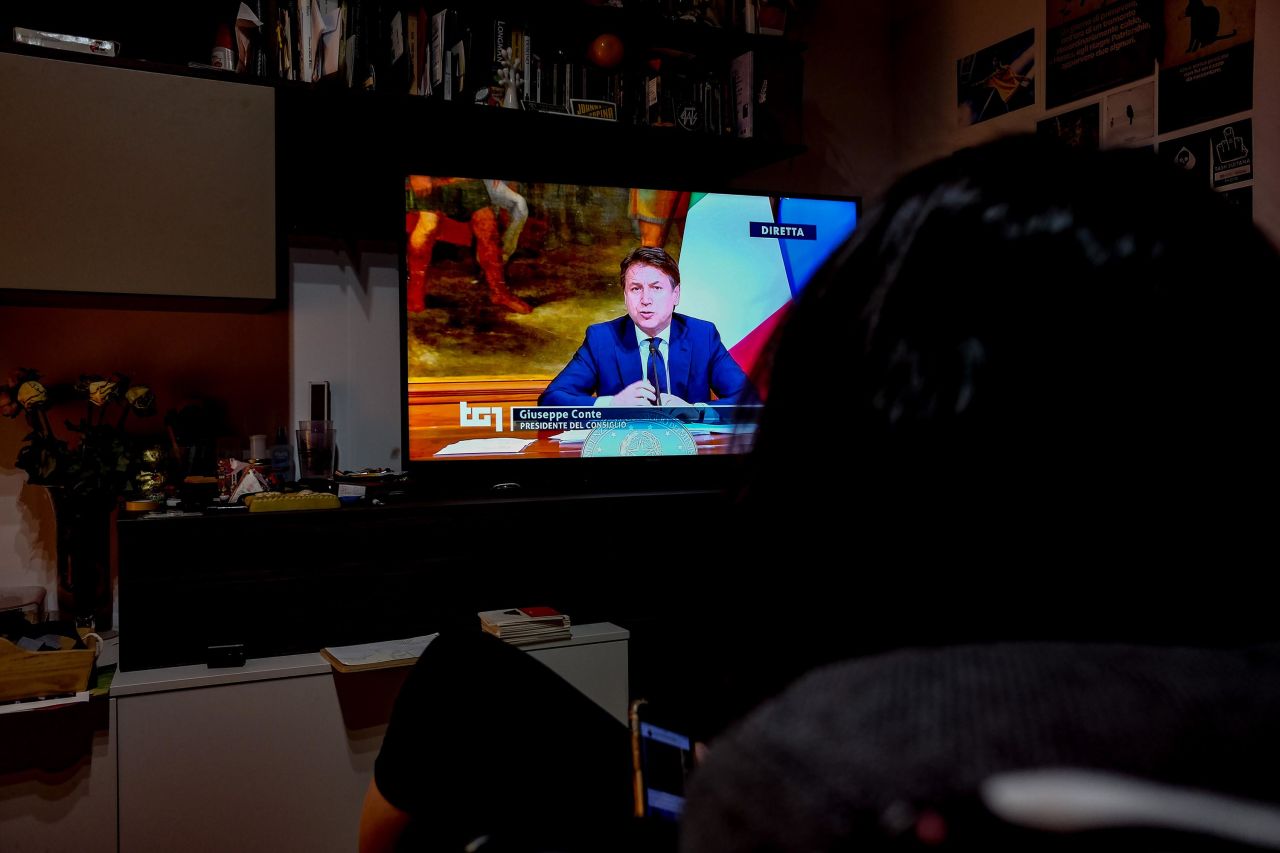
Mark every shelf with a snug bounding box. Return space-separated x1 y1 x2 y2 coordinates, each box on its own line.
276 83 804 241
489 1 805 63
4 0 809 244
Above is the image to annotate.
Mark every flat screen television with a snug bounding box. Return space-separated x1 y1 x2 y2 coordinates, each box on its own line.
401 175 857 495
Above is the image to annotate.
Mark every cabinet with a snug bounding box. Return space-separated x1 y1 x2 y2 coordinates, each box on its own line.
0 49 278 302
115 490 725 671
0 626 628 853
110 628 628 853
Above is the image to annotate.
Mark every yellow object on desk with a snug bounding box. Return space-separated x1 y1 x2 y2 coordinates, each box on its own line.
245 490 340 512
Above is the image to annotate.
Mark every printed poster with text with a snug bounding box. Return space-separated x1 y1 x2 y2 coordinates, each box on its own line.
957 29 1036 126
1219 186 1252 219
1046 0 1159 109
1158 0 1254 133
1103 81 1155 147
1158 118 1253 189
1037 103 1101 149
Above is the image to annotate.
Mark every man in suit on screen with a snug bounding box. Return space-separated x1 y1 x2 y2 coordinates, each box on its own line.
539 247 750 408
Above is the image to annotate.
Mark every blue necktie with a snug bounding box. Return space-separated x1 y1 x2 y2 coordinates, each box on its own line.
647 337 667 402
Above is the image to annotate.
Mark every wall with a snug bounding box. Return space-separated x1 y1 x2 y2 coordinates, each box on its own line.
0 305 288 612
289 248 403 474
887 0 1278 243
735 0 899 202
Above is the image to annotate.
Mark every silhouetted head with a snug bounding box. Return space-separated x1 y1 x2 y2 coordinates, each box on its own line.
744 134 1278 551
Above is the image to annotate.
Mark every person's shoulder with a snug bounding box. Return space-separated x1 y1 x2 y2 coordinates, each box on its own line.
672 313 719 338
585 316 632 341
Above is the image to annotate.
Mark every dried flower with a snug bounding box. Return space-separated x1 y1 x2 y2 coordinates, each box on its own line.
125 385 155 413
7 367 157 502
17 380 48 409
88 379 119 407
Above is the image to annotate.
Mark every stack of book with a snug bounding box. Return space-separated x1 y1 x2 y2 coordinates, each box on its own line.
478 607 571 645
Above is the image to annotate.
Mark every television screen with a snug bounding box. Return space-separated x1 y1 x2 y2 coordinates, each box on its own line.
404 176 857 463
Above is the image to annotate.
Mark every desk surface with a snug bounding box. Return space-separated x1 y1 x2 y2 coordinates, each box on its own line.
110 622 629 697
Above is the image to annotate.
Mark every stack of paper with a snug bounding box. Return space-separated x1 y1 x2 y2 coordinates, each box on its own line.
478 607 571 646
320 633 439 673
435 438 535 456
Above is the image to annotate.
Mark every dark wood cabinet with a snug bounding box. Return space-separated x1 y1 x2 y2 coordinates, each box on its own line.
116 489 727 671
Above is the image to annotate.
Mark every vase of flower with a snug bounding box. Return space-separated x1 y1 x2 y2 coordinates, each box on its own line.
2 369 155 630
46 487 116 630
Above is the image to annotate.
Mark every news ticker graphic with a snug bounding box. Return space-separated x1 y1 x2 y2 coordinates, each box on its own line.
458 401 758 432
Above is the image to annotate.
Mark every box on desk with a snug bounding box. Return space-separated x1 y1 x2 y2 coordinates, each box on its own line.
0 632 99 703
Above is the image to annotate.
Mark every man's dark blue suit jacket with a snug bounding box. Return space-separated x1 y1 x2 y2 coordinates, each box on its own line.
538 314 750 407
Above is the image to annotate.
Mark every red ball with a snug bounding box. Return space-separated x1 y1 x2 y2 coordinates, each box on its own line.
588 33 624 69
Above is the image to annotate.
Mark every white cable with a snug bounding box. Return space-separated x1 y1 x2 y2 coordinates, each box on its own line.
983 768 1280 848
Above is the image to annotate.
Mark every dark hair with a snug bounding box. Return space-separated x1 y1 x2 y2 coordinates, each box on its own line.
683 642 1280 853
618 245 681 289
672 134 1278 779
744 135 1279 535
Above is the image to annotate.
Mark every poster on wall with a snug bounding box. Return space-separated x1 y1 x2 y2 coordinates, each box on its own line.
1037 102 1101 149
1159 127 1213 184
1103 81 1155 147
1158 0 1254 133
1207 118 1252 187
1158 118 1252 188
1046 0 1159 109
1218 185 1253 220
957 29 1036 126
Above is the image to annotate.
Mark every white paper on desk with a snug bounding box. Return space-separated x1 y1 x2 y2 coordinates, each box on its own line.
435 438 535 456
0 691 90 715
323 634 439 668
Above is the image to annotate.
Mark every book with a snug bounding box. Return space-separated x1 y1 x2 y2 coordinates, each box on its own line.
478 606 571 645
407 12 419 94
430 9 447 90
731 51 753 137
320 633 439 672
12 27 118 57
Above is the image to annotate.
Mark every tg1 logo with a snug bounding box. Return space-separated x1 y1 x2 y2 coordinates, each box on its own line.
459 401 503 431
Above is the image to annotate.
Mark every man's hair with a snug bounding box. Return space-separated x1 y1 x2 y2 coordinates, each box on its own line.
618 246 681 289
